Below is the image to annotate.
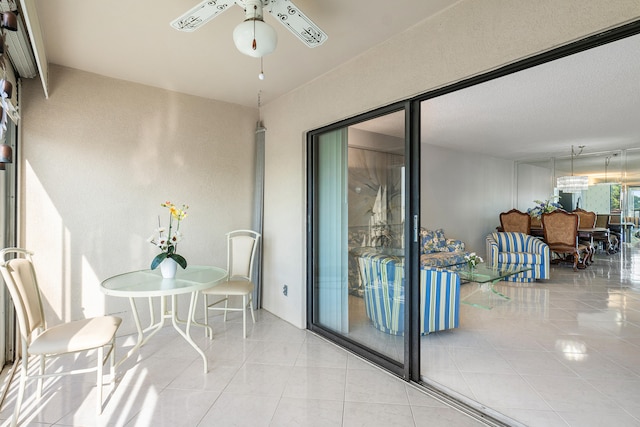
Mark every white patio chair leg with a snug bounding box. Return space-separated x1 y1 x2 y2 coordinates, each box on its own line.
203 294 210 338
223 296 229 322
12 355 28 427
249 295 256 323
110 339 116 393
97 346 104 415
37 354 44 399
242 295 247 338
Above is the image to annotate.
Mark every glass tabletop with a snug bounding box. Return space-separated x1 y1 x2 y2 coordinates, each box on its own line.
456 264 531 283
101 265 228 297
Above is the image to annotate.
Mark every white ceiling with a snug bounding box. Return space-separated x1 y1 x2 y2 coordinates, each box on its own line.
32 0 458 107
353 32 640 162
421 33 640 162
24 1 640 166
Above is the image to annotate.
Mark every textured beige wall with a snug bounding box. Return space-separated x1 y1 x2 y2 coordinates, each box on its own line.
260 1 640 328
20 65 258 330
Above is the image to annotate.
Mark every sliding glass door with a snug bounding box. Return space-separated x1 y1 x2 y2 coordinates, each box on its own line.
308 105 415 374
1 119 18 368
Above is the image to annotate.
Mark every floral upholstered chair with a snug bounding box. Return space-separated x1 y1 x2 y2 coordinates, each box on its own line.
419 228 469 268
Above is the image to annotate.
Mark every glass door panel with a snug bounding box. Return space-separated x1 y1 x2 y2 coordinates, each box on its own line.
310 109 407 365
1 119 18 367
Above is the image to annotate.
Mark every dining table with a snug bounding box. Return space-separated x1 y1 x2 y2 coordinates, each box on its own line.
530 226 609 240
531 226 611 257
100 265 227 372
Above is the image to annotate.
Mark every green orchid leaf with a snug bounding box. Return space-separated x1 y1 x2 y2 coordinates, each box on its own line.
151 252 168 270
149 202 189 270
170 253 188 269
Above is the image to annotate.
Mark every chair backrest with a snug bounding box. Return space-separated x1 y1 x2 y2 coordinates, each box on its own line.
499 209 531 234
0 248 46 342
573 209 596 228
530 216 542 229
227 230 261 281
608 214 622 225
541 211 579 247
595 214 608 228
491 232 537 253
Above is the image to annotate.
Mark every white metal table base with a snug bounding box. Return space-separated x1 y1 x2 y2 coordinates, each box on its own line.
120 292 212 372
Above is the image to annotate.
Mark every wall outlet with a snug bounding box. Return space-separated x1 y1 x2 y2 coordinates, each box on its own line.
282 284 288 296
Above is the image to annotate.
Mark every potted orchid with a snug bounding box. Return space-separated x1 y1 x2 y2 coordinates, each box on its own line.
527 197 563 219
464 252 483 271
148 201 189 275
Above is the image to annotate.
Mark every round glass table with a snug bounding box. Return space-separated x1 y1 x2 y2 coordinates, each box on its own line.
101 265 227 372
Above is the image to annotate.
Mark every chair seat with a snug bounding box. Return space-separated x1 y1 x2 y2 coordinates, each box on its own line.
497 252 545 265
30 316 122 355
548 243 589 252
202 280 254 296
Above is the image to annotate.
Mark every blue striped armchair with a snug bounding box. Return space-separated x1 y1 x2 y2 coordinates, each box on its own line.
486 232 550 282
357 252 460 335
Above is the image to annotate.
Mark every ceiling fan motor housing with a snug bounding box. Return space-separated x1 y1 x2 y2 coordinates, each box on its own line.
241 0 268 20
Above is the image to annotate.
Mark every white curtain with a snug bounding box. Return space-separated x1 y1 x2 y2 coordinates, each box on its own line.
251 122 265 308
316 128 349 333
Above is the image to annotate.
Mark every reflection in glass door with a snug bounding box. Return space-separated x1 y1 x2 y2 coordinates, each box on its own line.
1 118 18 368
309 108 408 367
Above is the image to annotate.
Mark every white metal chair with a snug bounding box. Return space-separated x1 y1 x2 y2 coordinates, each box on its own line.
202 230 260 339
0 248 121 427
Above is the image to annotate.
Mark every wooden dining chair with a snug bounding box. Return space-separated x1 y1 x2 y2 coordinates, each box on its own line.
573 208 596 228
594 213 618 252
541 211 590 271
0 248 122 427
499 209 531 235
201 230 261 339
573 208 596 263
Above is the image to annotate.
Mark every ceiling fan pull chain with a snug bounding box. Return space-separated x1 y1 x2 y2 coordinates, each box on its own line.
252 5 257 51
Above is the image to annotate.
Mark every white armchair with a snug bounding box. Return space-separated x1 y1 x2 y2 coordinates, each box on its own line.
486 232 550 282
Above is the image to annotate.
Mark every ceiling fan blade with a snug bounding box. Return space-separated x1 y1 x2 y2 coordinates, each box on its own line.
267 0 328 48
170 0 238 32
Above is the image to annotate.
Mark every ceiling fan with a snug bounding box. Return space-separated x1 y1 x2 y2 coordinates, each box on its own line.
170 0 328 58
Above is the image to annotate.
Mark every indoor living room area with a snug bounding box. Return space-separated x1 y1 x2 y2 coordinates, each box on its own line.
345 234 640 426
343 135 640 425
336 29 640 425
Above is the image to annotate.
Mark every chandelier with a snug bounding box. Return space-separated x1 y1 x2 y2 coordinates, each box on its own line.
557 145 588 193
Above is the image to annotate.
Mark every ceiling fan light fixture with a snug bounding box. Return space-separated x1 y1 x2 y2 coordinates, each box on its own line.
233 18 277 58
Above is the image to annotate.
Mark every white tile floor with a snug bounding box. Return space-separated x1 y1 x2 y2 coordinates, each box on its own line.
1 238 639 426
420 239 640 427
342 236 640 426
0 309 483 426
